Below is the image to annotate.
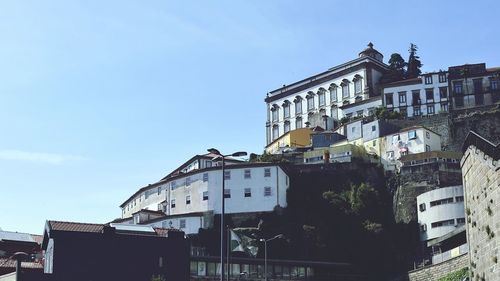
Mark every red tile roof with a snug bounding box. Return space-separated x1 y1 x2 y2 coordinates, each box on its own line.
48 221 104 233
0 258 44 269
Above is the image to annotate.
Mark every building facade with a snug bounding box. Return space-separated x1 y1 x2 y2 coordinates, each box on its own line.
265 43 388 145
382 72 450 117
416 185 465 241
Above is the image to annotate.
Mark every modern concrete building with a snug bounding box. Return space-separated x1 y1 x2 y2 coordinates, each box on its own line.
416 185 465 242
381 126 442 172
265 43 388 145
461 131 499 281
382 72 450 117
448 63 500 111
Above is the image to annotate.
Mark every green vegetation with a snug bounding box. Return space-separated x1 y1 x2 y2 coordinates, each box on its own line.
150 275 166 281
437 267 468 281
375 107 404 120
249 152 289 163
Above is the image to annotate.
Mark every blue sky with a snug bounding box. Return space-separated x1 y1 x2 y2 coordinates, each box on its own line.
1 1 499 234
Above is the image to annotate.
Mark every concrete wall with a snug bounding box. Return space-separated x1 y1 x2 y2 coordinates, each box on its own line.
462 145 499 281
408 254 468 281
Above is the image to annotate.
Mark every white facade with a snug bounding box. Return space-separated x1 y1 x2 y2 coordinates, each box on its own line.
382 72 450 117
417 186 465 241
144 214 205 235
121 164 290 224
381 126 441 171
265 43 388 145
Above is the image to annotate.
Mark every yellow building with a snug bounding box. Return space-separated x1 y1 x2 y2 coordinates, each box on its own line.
303 144 367 164
265 128 312 154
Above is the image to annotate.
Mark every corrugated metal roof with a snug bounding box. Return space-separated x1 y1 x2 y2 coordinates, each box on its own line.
0 231 35 243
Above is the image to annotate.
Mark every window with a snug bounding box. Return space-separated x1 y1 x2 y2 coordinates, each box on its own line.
354 79 362 95
455 196 464 202
295 117 302 129
341 83 349 98
294 99 302 115
203 173 208 182
456 218 466 224
424 75 433 84
244 169 251 179
224 189 231 199
186 177 191 186
392 134 400 144
318 89 326 107
413 106 421 116
438 73 447 83
180 219 186 229
491 78 499 91
272 108 278 122
385 93 393 105
283 102 290 118
284 121 290 133
356 110 363 117
453 81 463 95
441 103 448 112
473 78 483 94
430 197 454 207
203 191 208 201
419 203 426 212
426 89 434 100
244 188 251 197
372 140 377 146
387 151 394 160
264 168 271 177
372 125 376 132
264 186 272 196
399 92 407 104
186 195 191 205
329 85 337 102
351 126 356 133
426 131 430 139
345 113 353 119
439 87 448 99
307 95 314 111
224 171 231 180
427 105 435 115
171 180 177 190
431 219 455 228
171 199 176 208
420 224 427 232
425 145 431 152
408 130 417 139
330 107 338 120
272 125 279 141
412 91 421 105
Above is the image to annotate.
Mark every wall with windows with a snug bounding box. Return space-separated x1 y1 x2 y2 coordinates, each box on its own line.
144 215 204 235
382 72 450 118
381 127 441 171
341 97 382 119
416 185 465 241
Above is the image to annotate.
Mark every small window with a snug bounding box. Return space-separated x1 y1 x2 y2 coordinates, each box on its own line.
186 177 191 186
413 106 421 116
424 75 433 84
456 218 465 224
441 103 448 112
356 110 363 117
171 199 176 208
425 145 431 152
203 173 209 182
427 105 435 115
244 188 251 198
180 219 186 229
392 134 400 144
419 203 426 212
420 224 427 232
264 186 272 196
157 186 161 195
371 125 376 132
385 93 393 105
264 168 271 177
439 87 448 99
284 121 290 133
408 130 417 140
224 189 231 199
372 140 377 147
224 171 231 180
203 191 208 201
244 169 251 179
295 117 302 129
426 89 434 100
186 195 191 205
399 92 406 104
455 196 464 202
159 256 164 268
351 126 356 133
438 73 447 83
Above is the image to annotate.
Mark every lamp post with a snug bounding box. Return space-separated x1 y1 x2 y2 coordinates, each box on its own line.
11 252 28 281
260 234 284 281
207 148 247 281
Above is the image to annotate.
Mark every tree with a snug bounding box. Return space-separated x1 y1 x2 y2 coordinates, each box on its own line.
380 53 407 84
406 43 422 78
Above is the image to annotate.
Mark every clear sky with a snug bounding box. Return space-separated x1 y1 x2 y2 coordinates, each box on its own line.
1 0 499 234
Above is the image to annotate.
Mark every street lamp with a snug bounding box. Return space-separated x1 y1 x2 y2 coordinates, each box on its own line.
259 234 284 281
207 148 247 281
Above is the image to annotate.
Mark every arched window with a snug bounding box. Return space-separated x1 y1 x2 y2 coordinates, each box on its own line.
295 117 303 129
306 91 315 111
329 84 338 103
341 79 350 98
318 88 326 107
330 106 338 120
271 104 279 122
355 96 362 103
353 75 363 95
282 100 291 119
272 125 279 141
284 121 290 133
294 96 303 115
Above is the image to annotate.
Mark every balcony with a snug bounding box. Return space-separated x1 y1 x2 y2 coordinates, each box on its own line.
412 99 421 106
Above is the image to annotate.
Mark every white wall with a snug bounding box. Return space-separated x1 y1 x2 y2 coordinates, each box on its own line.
145 215 203 235
417 185 465 241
